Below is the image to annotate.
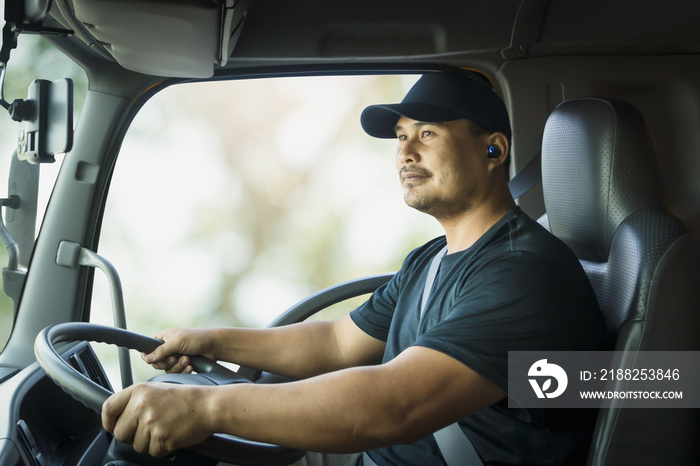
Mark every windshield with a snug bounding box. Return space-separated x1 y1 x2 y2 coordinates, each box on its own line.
89 75 444 385
0 35 87 351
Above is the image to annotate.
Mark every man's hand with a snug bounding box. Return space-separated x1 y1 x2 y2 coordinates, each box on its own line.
142 328 218 373
102 383 215 457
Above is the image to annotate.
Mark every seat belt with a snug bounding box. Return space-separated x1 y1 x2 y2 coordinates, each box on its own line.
508 150 541 200
363 152 543 465
420 246 485 466
433 423 484 466
419 245 448 321
363 246 483 466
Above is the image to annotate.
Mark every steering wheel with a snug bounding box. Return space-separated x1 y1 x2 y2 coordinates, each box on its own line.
34 322 305 466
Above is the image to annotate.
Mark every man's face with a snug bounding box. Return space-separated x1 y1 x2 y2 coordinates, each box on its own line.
394 116 490 220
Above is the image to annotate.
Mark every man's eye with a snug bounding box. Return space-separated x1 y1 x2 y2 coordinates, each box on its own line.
422 130 433 138
397 134 407 140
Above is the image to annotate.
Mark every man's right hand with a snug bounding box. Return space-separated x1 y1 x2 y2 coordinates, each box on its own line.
142 327 218 373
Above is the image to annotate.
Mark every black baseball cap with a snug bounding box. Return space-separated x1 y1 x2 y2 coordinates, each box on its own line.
360 72 511 142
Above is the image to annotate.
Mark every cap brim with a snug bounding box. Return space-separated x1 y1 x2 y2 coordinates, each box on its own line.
360 103 465 139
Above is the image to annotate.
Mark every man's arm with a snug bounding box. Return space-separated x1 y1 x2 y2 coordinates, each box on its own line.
146 315 385 379
103 342 506 457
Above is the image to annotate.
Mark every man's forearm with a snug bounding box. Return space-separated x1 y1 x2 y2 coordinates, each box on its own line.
104 346 505 457
201 346 505 453
203 365 410 452
210 319 356 379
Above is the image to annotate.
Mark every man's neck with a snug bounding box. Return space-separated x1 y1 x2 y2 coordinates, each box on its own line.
439 195 515 254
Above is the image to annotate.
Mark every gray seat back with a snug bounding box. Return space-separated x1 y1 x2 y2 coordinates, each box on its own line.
541 98 700 465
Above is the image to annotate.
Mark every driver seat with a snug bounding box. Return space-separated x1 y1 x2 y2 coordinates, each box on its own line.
539 97 700 465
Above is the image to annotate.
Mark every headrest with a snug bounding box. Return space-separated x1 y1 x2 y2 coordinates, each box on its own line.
542 98 667 262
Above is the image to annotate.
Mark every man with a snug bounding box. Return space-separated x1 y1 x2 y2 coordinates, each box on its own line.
102 72 604 465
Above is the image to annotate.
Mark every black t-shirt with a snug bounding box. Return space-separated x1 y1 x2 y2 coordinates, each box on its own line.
350 207 604 465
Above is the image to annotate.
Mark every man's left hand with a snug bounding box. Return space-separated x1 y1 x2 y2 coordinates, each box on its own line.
101 382 215 457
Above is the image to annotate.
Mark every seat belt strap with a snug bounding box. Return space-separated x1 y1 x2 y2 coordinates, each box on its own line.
363 428 484 466
363 247 485 466
434 422 484 466
420 245 448 320
422 247 484 466
362 452 378 466
508 150 541 200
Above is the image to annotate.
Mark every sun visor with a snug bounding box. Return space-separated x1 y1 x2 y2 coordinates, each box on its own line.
70 0 247 78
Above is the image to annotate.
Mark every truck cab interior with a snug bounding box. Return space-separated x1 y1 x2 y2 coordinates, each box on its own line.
0 0 699 465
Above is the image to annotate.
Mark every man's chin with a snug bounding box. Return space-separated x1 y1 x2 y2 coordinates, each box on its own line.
405 196 468 221
404 195 433 214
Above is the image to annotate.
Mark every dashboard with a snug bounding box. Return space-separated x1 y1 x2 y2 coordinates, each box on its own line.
0 342 112 466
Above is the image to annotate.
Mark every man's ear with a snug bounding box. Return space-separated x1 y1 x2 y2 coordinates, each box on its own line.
485 132 509 166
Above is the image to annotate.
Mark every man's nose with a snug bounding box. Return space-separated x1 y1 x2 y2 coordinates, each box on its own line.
397 138 421 164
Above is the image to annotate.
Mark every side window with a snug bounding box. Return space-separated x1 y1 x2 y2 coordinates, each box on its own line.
0 36 87 352
90 76 442 384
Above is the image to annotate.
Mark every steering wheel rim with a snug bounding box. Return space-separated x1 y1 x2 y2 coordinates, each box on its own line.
34 322 305 466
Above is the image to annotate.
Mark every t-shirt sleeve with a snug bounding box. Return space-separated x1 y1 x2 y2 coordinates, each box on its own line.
349 242 438 342
412 251 602 391
349 270 401 342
